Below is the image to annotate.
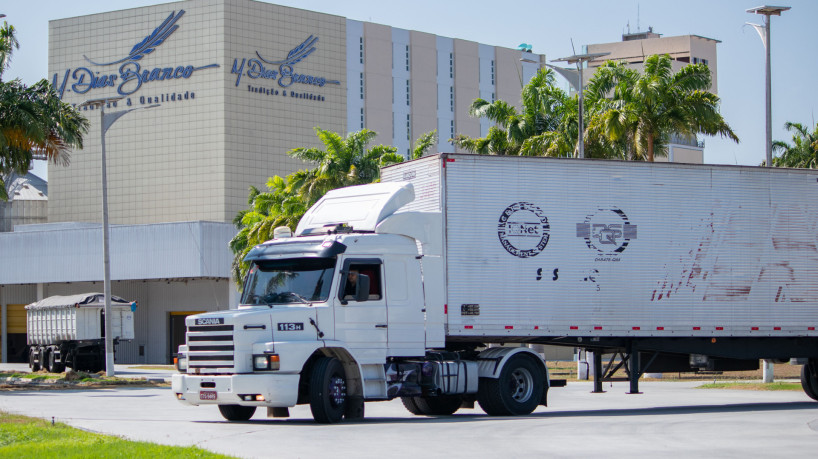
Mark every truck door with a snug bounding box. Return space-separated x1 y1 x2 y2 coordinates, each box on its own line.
384 257 425 356
334 258 387 363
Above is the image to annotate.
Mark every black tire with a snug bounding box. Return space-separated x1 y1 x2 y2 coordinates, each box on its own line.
29 348 41 372
309 357 347 424
401 396 424 415
801 360 818 402
42 349 52 373
218 404 257 421
477 354 544 416
411 395 463 416
46 349 64 373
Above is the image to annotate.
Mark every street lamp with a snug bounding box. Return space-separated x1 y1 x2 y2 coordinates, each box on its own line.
78 97 158 376
552 52 609 159
746 5 790 167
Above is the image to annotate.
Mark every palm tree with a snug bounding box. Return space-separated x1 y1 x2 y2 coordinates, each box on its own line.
1 22 89 201
453 68 577 157
770 122 818 168
287 127 404 205
586 55 738 162
411 130 437 160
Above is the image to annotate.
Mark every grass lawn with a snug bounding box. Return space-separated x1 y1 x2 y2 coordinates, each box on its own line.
0 370 168 389
695 381 803 391
0 411 234 458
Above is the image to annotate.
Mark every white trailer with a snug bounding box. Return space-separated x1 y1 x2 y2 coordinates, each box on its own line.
172 154 818 423
26 293 136 372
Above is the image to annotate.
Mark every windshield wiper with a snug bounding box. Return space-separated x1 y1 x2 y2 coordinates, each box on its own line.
263 292 310 305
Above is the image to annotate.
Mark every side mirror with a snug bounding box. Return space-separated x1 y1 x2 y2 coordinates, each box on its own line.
356 274 370 302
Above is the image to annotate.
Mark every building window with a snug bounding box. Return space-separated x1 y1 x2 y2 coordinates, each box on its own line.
359 37 364 64
360 108 365 129
450 120 455 144
491 59 495 85
406 80 410 106
449 52 454 78
405 45 410 71
450 86 454 112
492 92 495 102
406 114 411 141
360 73 364 100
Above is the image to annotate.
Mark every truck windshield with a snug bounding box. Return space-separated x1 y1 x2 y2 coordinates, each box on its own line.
241 258 336 305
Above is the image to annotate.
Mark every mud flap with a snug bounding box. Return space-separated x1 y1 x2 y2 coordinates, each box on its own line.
345 395 365 420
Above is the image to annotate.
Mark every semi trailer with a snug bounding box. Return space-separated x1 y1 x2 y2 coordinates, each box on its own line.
172 154 818 423
27 293 136 373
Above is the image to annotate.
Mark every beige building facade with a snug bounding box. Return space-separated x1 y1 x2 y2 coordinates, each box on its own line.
46 0 541 226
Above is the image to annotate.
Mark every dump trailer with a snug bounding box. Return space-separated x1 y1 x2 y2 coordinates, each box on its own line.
172 154 818 423
26 293 136 373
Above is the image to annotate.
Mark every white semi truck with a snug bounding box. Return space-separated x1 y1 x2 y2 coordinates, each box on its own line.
172 154 818 423
27 293 136 373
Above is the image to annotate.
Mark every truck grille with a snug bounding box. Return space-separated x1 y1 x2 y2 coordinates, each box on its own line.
187 324 235 372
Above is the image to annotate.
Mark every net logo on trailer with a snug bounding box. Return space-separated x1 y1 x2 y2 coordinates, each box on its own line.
576 209 637 260
498 202 550 258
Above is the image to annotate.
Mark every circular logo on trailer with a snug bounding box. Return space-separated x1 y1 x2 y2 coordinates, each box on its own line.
497 202 550 258
575 208 637 255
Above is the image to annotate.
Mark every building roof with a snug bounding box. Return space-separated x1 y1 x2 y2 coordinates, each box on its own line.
4 172 48 201
0 221 236 285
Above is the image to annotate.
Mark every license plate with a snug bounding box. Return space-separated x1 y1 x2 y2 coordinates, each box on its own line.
200 390 217 400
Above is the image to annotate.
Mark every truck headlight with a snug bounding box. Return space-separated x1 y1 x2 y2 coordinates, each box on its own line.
253 354 280 371
176 354 188 372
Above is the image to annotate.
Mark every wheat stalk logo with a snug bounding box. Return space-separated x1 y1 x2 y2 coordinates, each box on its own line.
84 10 186 66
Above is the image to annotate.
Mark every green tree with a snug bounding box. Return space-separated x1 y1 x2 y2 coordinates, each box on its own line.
230 128 435 288
453 68 578 157
411 130 437 160
287 127 404 204
0 22 89 201
586 55 738 162
770 121 818 168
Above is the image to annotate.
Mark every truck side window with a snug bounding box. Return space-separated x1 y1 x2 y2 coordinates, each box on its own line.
345 263 382 301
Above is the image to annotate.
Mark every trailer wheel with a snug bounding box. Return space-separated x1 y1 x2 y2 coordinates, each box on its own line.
309 357 347 423
217 404 256 421
29 347 41 372
801 359 818 402
477 354 543 416
411 395 463 416
46 349 65 374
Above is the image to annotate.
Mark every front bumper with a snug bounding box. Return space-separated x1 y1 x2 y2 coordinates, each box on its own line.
171 372 300 408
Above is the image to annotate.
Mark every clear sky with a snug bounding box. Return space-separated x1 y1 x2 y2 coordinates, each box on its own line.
3 0 817 173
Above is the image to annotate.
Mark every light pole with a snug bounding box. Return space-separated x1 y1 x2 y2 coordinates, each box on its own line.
552 52 609 159
78 97 158 376
746 5 790 167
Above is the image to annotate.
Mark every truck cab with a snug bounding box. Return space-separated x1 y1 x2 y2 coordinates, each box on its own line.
172 182 550 423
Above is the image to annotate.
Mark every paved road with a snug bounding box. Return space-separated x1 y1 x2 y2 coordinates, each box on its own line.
2 379 818 458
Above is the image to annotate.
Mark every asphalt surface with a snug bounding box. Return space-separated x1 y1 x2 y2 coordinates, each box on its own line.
2 371 817 458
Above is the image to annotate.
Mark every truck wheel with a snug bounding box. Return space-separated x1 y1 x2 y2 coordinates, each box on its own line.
411 395 463 416
29 348 41 372
801 360 818 402
477 354 543 416
309 357 347 423
401 396 424 415
217 404 256 421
